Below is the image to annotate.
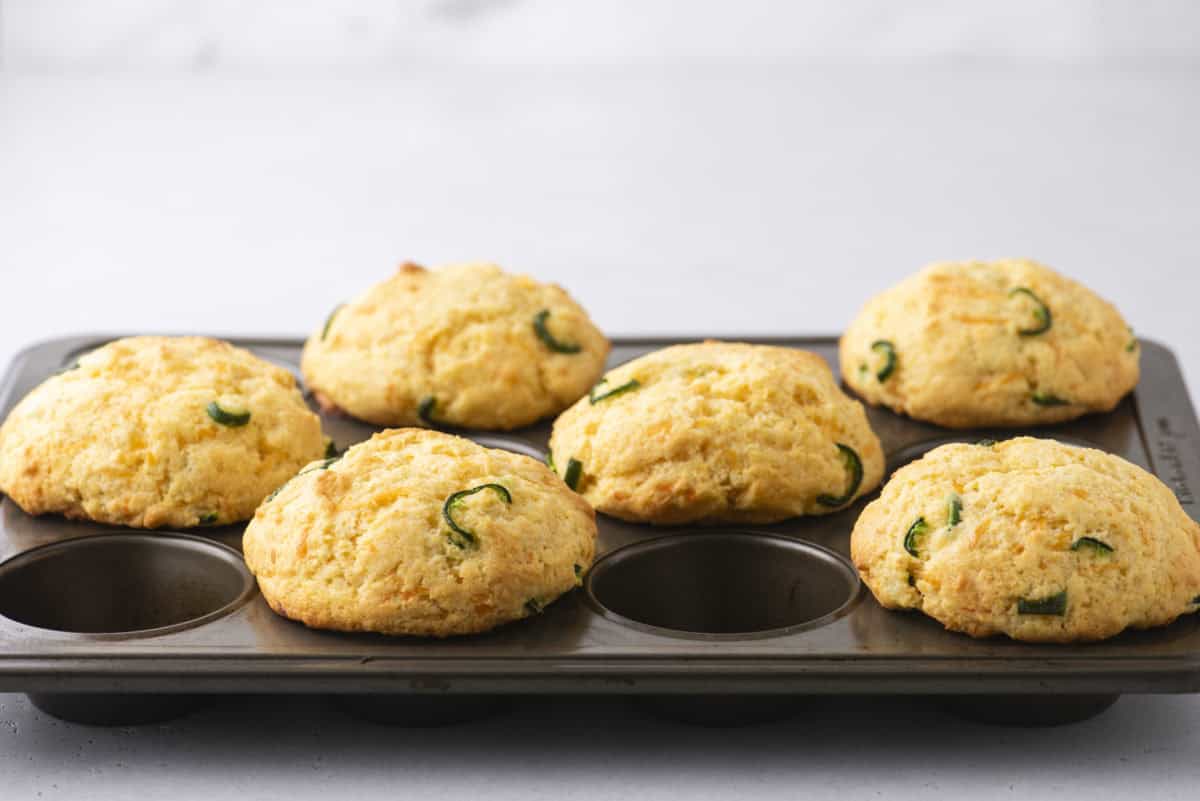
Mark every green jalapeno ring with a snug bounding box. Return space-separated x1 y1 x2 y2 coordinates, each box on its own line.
1070 536 1114 555
946 494 962 529
1031 391 1070 407
589 378 641 404
1018 591 1067 616
817 444 863 508
533 309 582 354
870 340 896 382
1009 286 1052 336
903 517 929 557
207 400 251 427
442 483 512 549
264 454 341 503
563 458 583 491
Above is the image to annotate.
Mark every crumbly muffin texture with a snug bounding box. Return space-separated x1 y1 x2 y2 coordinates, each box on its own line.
0 336 325 529
851 437 1200 642
548 341 884 525
242 428 597 637
840 259 1139 428
301 262 609 430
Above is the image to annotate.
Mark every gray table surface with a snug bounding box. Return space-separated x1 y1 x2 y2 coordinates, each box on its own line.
1 67 1199 798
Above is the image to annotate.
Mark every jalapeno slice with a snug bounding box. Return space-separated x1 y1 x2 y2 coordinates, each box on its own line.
1031 391 1069 407
443 483 512 549
817 444 863 508
870 340 896 381
563 458 583 491
533 309 582 354
589 378 641 404
1070 536 1114 555
1018 591 1067 616
946 494 962 529
264 455 341 503
903 517 929 557
207 400 251 427
1009 287 1052 336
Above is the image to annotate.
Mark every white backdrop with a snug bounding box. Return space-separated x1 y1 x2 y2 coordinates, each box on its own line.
2 4 1200 800
6 0 1200 72
1 69 1197 392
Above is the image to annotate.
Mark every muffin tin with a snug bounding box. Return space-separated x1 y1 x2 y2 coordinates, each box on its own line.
1 334 1198 727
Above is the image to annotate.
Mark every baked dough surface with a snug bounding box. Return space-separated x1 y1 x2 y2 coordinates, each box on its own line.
301 262 609 430
548 341 884 524
851 437 1200 642
0 336 325 528
840 260 1139 428
243 428 597 637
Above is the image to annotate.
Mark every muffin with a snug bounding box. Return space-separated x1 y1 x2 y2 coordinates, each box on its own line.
840 259 1139 428
547 341 884 525
851 437 1200 642
243 428 597 637
0 336 325 529
301 262 609 430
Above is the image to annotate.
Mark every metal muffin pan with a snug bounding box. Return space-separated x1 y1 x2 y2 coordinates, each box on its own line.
1 334 1198 726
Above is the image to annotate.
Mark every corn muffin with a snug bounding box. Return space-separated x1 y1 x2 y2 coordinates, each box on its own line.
0 336 325 528
243 428 597 637
301 262 609 430
851 437 1200 642
548 341 884 525
840 260 1139 428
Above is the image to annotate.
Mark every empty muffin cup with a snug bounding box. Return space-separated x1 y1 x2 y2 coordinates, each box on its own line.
0 533 255 637
586 532 860 639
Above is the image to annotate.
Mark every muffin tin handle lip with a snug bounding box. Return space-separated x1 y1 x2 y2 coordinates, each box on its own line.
0 531 258 641
584 529 863 642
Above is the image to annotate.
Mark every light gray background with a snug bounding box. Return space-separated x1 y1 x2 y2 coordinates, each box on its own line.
1 2 1199 798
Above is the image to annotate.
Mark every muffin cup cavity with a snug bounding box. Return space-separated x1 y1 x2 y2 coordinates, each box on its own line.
886 432 1099 474
585 532 860 640
467 434 547 462
0 533 256 638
